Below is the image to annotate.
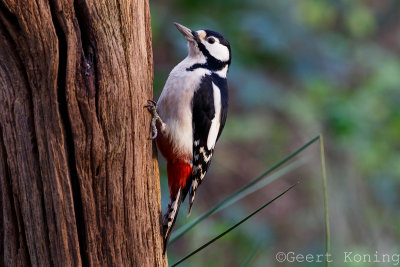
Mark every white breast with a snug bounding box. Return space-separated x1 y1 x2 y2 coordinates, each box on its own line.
157 56 210 158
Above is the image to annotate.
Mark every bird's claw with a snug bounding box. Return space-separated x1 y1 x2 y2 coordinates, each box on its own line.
144 99 161 140
144 100 156 114
148 134 157 140
148 99 157 105
144 100 157 114
144 100 157 107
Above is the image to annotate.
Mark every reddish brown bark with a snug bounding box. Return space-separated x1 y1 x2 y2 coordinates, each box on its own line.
0 0 166 266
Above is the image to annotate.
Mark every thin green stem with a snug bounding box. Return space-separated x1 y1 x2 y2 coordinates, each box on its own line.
320 134 330 267
169 135 319 243
171 183 298 267
240 243 261 267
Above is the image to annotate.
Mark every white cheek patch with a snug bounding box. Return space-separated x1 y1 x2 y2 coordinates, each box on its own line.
203 41 230 62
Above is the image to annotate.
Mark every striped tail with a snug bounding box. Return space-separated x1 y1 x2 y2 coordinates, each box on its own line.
162 188 183 254
188 146 214 215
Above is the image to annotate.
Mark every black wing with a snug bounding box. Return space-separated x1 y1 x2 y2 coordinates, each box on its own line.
213 74 228 140
186 73 228 214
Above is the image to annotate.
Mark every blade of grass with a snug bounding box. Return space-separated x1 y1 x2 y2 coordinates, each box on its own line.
320 134 330 267
171 183 298 267
240 243 261 267
170 135 319 244
170 159 305 244
220 158 307 210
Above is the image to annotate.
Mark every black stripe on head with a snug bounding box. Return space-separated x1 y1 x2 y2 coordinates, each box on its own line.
191 30 199 42
205 30 231 66
205 30 231 51
187 30 231 72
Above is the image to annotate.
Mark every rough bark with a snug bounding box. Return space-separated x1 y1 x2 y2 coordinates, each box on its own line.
0 0 166 266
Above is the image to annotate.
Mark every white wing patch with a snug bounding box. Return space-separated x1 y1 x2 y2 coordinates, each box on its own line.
207 83 221 150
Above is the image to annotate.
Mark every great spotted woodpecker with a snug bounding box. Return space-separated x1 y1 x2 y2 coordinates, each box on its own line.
145 23 231 252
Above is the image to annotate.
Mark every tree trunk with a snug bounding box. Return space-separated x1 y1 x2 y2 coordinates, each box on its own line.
0 0 166 266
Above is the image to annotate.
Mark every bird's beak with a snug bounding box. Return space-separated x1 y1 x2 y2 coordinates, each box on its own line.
174 22 196 42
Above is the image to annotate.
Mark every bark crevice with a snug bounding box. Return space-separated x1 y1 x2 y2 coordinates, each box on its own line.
48 2 88 266
73 0 93 61
73 0 103 146
0 123 31 266
0 2 20 33
0 0 165 265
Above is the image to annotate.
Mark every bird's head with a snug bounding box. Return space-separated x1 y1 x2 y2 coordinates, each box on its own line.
174 22 231 72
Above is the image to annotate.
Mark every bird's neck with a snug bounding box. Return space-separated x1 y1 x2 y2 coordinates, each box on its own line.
184 55 229 77
213 65 228 78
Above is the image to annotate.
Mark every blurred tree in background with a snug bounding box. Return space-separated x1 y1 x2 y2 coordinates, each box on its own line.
151 0 400 266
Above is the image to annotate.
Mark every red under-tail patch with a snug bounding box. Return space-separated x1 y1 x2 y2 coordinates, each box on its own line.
167 161 192 198
156 132 192 198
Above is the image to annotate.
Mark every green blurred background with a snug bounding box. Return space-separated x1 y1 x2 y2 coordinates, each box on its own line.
150 0 400 266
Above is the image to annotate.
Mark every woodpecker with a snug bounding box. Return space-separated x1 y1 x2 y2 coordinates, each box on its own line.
145 22 231 253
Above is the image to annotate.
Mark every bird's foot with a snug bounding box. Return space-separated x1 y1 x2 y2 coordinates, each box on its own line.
144 100 165 140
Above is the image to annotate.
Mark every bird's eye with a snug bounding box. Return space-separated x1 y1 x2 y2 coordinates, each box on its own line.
207 38 215 44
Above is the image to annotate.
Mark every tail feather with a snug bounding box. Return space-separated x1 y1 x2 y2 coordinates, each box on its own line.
187 179 198 216
188 147 214 215
163 188 183 254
